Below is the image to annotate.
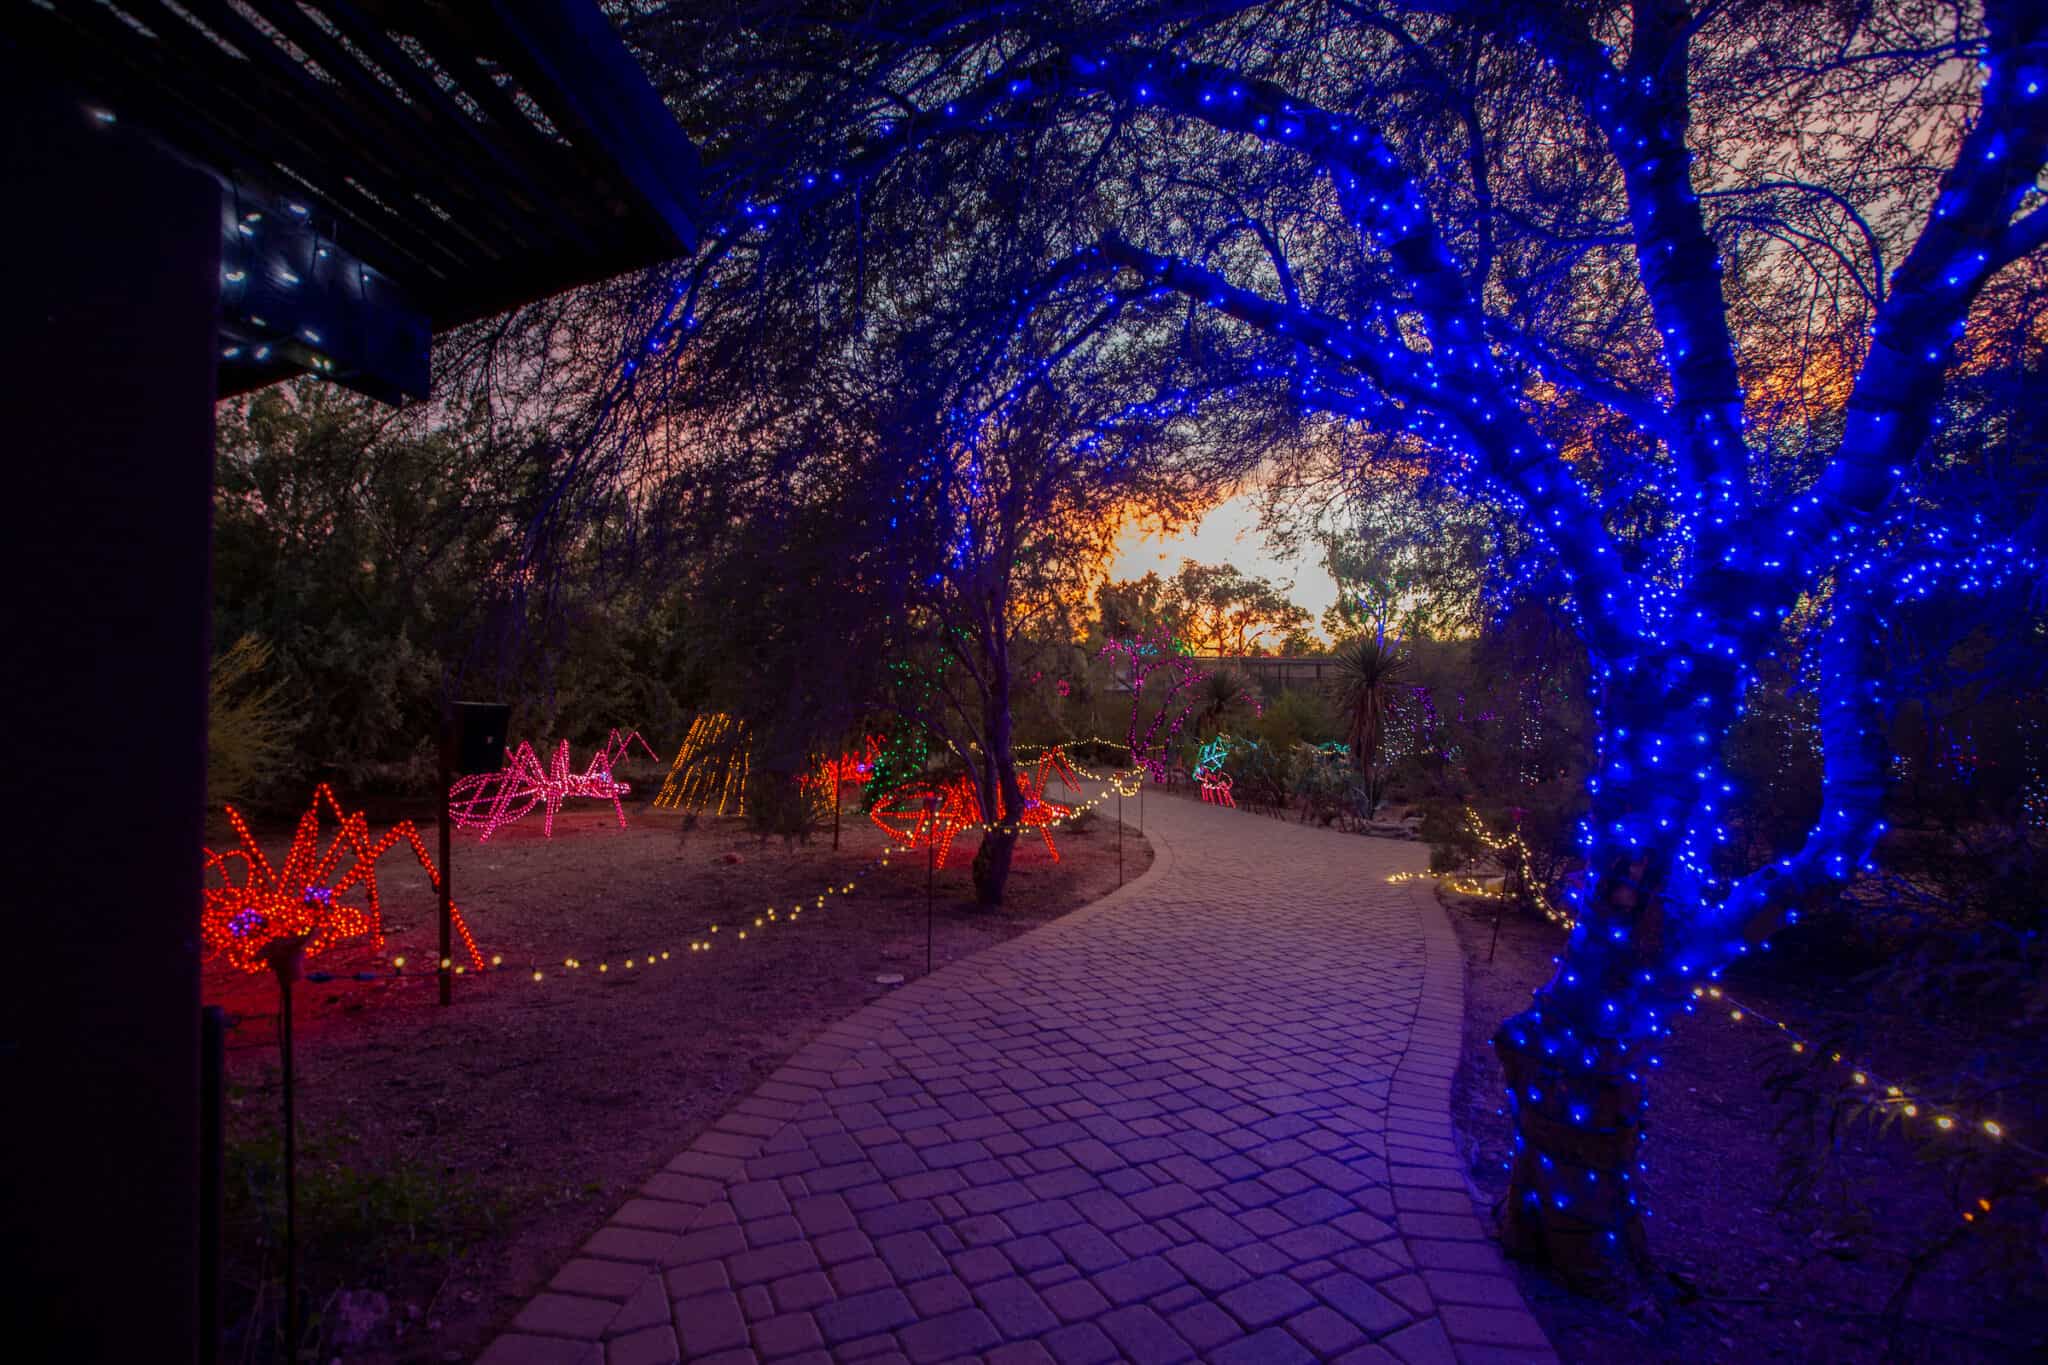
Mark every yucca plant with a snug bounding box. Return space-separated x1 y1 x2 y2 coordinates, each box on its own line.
1199 667 1254 729
1333 623 1407 817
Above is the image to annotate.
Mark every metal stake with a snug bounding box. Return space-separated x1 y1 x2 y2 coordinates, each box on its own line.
283 974 297 1356
265 945 303 1359
1117 790 1124 886
201 1006 224 1365
438 708 453 1006
924 795 936 975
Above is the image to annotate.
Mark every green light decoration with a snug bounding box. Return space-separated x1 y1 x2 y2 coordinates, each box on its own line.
862 655 948 811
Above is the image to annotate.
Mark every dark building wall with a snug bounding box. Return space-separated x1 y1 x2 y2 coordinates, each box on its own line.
1 77 218 1362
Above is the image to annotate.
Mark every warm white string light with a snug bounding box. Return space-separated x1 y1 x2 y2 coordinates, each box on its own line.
378 761 1146 986
1388 808 2041 1218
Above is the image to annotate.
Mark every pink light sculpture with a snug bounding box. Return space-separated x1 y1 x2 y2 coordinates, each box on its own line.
1101 633 1211 780
449 728 659 840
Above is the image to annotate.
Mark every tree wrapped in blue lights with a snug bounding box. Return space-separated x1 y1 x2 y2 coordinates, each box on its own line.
570 0 2048 1284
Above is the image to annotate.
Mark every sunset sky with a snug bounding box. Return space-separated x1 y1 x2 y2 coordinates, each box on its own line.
1106 486 1341 621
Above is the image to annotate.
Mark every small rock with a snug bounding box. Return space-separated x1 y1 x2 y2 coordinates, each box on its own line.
329 1289 389 1349
875 973 906 986
719 851 743 864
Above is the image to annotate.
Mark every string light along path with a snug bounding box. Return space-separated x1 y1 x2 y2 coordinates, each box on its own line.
1391 806 2041 1220
395 750 1143 987
482 775 1552 1364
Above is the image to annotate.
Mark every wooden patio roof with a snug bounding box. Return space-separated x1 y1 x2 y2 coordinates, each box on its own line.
12 0 701 402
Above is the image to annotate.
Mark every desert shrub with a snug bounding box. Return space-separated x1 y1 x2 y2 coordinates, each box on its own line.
1294 747 1369 827
743 765 819 844
1229 741 1297 811
208 635 301 810
1419 798 1484 873
1750 827 2048 1317
224 1116 505 1362
1198 667 1261 731
214 386 697 798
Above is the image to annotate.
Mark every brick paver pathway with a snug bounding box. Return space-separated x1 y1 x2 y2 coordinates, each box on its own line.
482 789 1554 1364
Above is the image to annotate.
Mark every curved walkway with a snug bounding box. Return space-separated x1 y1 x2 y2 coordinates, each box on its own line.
482 790 1553 1365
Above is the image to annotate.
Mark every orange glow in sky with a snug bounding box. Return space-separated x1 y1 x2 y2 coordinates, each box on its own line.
1106 488 1339 619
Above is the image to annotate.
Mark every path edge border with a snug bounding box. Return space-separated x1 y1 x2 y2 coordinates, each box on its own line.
1389 875 1560 1362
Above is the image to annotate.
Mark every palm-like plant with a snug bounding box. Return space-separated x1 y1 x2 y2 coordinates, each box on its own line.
1333 623 1407 816
1199 667 1253 729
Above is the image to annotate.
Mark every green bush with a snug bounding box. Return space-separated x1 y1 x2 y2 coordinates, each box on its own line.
1419 798 1482 873
1228 740 1297 809
1251 688 1342 751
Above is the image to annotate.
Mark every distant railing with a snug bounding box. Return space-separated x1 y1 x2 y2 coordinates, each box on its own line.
1189 654 1334 695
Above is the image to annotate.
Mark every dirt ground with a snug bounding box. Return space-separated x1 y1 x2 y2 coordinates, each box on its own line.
1441 889 2048 1364
205 778 1150 1364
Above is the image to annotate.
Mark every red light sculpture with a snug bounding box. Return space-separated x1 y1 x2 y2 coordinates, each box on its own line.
869 748 1077 867
449 728 658 840
817 735 884 791
870 775 980 866
203 784 483 974
799 735 885 819
1193 735 1237 807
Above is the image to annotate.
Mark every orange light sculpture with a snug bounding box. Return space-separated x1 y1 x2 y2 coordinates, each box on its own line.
655 713 748 814
202 784 483 974
870 776 980 866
